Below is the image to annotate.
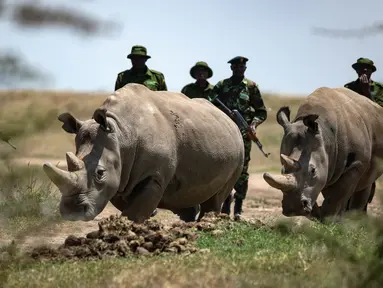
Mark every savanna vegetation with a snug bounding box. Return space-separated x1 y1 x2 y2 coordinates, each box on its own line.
0 90 383 287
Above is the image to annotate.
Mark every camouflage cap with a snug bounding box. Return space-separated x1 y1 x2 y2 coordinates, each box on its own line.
127 45 151 59
352 57 376 72
228 56 248 65
190 61 213 79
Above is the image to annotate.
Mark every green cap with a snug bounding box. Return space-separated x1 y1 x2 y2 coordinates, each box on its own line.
352 57 376 72
190 61 213 79
228 56 248 64
127 45 151 59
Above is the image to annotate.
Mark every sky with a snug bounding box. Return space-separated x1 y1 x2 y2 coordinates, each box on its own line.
2 0 383 96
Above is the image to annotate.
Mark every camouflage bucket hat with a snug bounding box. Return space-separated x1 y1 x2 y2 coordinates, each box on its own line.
190 61 213 79
352 57 376 72
127 45 151 59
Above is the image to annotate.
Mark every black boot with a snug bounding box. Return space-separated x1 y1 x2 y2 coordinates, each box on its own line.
234 199 243 221
221 196 232 215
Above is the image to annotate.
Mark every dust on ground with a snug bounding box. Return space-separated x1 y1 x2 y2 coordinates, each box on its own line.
2 158 383 255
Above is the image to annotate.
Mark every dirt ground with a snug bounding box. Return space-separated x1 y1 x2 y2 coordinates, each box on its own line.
4 158 383 251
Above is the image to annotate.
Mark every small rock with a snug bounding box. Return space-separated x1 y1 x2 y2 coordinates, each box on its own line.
198 248 211 254
211 229 224 237
64 235 82 246
86 231 100 239
136 247 150 255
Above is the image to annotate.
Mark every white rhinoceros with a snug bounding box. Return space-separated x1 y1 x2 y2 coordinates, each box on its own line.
263 86 383 222
43 83 244 223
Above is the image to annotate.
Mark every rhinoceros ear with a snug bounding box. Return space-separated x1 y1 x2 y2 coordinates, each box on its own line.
276 106 291 128
93 108 109 131
303 114 319 134
58 112 83 134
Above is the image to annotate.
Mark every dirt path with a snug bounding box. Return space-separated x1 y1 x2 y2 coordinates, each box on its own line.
9 172 283 251
4 158 383 251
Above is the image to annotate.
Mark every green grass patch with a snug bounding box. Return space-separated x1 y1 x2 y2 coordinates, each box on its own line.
2 217 383 287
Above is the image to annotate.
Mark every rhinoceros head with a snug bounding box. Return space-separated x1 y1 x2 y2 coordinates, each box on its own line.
263 106 328 217
43 108 122 221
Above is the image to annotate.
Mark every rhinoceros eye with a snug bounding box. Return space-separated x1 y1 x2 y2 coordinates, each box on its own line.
310 167 316 175
94 167 106 183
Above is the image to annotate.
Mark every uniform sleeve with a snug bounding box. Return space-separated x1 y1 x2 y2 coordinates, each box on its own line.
160 74 168 91
181 85 188 96
207 81 222 102
114 74 122 91
374 85 383 107
249 83 267 128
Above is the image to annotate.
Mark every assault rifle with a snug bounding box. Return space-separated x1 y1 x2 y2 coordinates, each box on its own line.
212 97 270 158
0 132 17 150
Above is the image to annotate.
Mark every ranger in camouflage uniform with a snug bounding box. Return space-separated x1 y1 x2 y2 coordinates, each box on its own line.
344 57 383 213
208 56 267 220
114 45 168 91
115 45 167 218
181 61 214 99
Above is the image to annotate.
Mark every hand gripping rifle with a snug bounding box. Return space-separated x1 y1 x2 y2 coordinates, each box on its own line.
212 97 270 158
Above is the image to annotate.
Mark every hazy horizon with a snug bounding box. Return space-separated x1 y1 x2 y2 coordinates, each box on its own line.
2 0 383 96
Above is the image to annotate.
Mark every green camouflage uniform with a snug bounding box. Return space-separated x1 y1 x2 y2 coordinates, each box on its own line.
115 68 167 91
181 61 214 99
208 56 267 216
114 45 167 91
115 45 167 219
344 57 383 213
181 82 214 99
344 80 383 106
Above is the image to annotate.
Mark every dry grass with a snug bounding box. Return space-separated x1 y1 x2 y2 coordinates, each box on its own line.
1 89 383 287
0 89 305 172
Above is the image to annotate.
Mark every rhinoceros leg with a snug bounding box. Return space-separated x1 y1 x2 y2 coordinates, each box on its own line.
320 161 366 222
121 176 164 223
170 206 200 222
197 180 236 221
346 184 373 213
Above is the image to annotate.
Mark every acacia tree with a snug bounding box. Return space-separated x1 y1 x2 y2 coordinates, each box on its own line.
312 22 383 38
0 0 120 88
0 0 120 147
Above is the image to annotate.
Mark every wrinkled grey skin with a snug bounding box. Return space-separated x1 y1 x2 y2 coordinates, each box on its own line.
43 83 244 223
263 86 383 222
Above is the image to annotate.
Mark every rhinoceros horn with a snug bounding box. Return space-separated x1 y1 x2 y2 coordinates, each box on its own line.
66 152 84 171
43 163 79 195
280 154 300 172
263 172 297 191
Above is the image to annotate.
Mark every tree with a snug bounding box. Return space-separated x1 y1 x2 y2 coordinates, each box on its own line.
0 0 120 87
311 22 383 38
0 0 121 148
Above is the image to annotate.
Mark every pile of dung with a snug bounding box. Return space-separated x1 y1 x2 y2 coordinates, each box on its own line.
29 212 253 261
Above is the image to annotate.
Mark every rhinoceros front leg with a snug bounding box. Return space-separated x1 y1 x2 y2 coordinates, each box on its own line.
321 161 366 222
121 176 164 223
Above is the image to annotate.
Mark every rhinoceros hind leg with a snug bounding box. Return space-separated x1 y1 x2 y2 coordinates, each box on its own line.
171 206 200 222
197 183 235 221
346 184 373 213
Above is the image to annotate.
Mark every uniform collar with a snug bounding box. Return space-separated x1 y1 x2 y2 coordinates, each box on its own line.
129 65 151 77
229 76 248 85
193 81 211 91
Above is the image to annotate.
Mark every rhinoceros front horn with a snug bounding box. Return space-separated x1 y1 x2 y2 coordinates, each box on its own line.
263 172 297 191
43 163 79 195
